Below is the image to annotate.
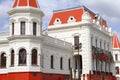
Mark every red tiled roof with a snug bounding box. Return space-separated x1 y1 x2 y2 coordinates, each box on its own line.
13 0 39 8
49 8 84 25
112 33 120 48
49 6 108 27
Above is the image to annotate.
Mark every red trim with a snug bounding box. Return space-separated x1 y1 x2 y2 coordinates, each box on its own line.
49 7 108 27
0 72 69 80
113 33 120 48
12 0 39 8
49 8 84 25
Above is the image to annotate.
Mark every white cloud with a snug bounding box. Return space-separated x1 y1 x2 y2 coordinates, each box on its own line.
0 0 13 18
0 0 120 37
0 0 13 31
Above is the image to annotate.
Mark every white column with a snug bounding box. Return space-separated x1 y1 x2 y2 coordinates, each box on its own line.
27 53 31 66
15 21 20 35
15 53 18 66
37 22 41 36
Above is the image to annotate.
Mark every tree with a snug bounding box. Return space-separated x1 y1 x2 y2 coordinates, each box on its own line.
69 68 73 80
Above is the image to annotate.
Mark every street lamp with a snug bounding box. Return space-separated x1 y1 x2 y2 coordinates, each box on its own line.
73 43 82 80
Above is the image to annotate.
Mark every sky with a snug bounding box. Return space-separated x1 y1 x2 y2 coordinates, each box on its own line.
0 0 120 38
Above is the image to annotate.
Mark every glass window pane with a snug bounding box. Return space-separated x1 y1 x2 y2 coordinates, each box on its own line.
33 22 37 35
21 21 25 35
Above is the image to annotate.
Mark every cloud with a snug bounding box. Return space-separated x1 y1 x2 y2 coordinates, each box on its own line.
79 0 120 28
0 0 13 18
0 0 13 31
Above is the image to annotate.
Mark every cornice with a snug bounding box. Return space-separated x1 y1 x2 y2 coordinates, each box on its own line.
0 40 9 44
8 7 44 17
7 35 43 41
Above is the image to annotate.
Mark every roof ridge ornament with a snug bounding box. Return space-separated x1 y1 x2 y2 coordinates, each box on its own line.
82 11 92 23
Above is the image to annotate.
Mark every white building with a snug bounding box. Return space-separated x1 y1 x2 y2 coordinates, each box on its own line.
0 0 116 80
112 33 120 80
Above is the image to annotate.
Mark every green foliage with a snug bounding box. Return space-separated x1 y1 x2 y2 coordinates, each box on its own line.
89 70 92 80
102 73 104 80
69 68 73 80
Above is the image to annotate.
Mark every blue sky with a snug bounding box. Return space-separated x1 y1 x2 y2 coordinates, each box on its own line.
0 0 120 38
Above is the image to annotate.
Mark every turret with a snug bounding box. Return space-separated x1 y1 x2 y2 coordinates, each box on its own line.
8 0 44 36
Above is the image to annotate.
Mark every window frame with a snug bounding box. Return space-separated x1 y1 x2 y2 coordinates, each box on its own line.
50 55 54 69
20 21 25 35
12 23 14 35
60 57 63 70
19 48 27 65
33 22 37 35
74 36 79 50
11 50 14 66
31 49 37 65
0 53 6 68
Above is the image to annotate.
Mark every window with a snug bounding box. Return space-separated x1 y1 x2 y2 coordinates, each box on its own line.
74 36 79 49
105 62 107 72
75 59 77 69
68 58 71 69
104 42 106 50
21 21 25 35
68 16 76 22
11 50 14 66
33 22 37 35
31 49 37 65
12 23 14 35
19 48 26 65
100 41 102 49
115 67 119 74
91 37 93 46
115 54 118 61
51 55 54 69
107 44 109 51
54 18 61 25
0 53 6 68
96 60 98 71
60 57 63 69
95 39 97 47
79 55 82 70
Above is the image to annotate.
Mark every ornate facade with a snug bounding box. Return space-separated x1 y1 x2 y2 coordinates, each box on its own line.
0 0 117 80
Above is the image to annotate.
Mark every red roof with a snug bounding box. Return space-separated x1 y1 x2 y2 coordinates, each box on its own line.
13 0 39 8
112 33 120 48
49 6 108 27
49 8 84 25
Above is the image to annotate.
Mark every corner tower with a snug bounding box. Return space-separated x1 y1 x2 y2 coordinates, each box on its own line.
8 0 44 36
6 0 44 80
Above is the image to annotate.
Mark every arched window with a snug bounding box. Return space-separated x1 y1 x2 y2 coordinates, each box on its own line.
31 49 37 65
20 21 25 35
19 48 26 65
33 22 37 35
50 55 54 69
60 57 63 69
0 53 6 68
115 67 119 74
11 50 14 66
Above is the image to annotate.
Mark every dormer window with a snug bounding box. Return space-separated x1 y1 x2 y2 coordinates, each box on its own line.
67 16 76 23
54 18 61 25
20 21 25 35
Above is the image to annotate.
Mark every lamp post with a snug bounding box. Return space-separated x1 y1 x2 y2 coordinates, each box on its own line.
73 43 82 80
78 43 82 80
